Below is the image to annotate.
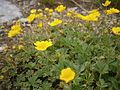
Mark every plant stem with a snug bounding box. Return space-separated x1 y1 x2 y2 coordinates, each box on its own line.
70 0 88 13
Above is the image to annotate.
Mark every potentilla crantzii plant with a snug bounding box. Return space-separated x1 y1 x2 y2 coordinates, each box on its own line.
0 2 120 90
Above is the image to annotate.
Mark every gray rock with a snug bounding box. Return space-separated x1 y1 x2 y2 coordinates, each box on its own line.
30 0 36 5
0 0 22 24
67 7 78 11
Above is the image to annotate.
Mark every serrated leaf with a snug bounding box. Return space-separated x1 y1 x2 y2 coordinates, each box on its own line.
28 75 38 86
96 79 108 88
94 61 109 74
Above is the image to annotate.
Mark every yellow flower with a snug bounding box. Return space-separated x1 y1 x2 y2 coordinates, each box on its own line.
38 9 42 12
49 13 53 16
60 67 75 83
49 9 53 13
66 10 76 17
30 9 37 13
67 12 72 17
35 13 43 18
8 22 22 38
112 27 120 35
48 10 53 16
89 9 99 13
44 8 53 16
27 8 43 23
27 13 36 23
37 22 43 28
49 19 62 26
75 13 83 18
11 22 21 31
18 45 24 50
45 8 49 11
83 12 100 21
75 10 100 21
8 29 21 37
86 10 100 21
105 8 120 15
102 0 111 7
34 40 53 51
55 5 66 12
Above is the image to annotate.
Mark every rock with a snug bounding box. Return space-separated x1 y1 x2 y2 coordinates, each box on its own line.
19 18 27 23
67 7 78 11
30 0 36 5
0 0 22 24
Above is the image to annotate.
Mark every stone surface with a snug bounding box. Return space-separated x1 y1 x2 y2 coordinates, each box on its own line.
0 0 22 24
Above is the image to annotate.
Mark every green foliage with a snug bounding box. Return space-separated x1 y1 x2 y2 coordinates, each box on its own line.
1 22 120 89
41 0 56 6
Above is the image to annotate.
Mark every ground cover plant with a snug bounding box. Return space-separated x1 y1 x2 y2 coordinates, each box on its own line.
0 0 120 90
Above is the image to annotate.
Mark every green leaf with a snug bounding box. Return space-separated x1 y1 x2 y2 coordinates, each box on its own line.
93 61 109 74
96 79 108 88
109 77 120 90
28 75 38 86
26 62 36 69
